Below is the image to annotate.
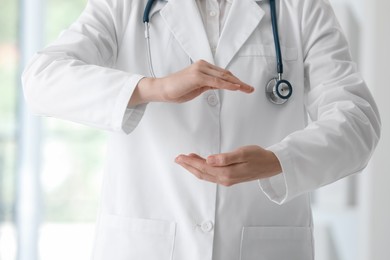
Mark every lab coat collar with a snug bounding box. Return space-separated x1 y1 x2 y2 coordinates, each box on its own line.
157 0 265 67
160 0 215 64
215 0 265 68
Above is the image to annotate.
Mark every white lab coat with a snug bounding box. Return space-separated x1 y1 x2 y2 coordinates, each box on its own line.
22 0 381 259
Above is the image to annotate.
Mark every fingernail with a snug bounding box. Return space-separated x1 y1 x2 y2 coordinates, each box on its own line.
175 156 182 163
245 86 254 92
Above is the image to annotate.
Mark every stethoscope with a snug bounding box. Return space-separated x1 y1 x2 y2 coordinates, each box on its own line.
143 0 293 105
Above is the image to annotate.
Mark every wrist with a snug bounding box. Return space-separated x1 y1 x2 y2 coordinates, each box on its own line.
128 77 159 106
267 151 283 177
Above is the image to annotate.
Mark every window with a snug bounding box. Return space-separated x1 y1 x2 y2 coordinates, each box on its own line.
1 0 106 259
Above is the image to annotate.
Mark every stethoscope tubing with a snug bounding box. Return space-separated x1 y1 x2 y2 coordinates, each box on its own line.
143 0 156 23
270 0 283 75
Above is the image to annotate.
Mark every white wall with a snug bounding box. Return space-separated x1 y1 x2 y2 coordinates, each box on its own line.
360 0 390 259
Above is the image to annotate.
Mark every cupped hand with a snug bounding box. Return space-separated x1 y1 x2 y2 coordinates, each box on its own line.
175 145 282 186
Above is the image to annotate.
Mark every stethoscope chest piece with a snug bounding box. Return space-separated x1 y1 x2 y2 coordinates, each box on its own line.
266 77 293 105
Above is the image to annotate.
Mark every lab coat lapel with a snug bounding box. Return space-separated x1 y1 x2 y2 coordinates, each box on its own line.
160 0 215 64
148 0 167 18
215 0 265 69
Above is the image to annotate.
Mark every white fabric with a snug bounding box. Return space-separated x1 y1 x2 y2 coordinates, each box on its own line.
195 0 233 54
22 0 381 259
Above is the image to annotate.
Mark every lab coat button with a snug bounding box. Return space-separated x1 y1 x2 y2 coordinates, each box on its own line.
201 221 214 232
207 94 218 106
209 11 217 17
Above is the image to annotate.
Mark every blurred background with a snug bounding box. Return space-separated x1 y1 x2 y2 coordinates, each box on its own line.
0 0 389 259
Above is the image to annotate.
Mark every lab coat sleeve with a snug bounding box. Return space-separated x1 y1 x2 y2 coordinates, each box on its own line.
259 0 381 204
22 0 145 134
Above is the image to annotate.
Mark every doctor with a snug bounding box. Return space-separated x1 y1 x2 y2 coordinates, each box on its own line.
22 0 381 259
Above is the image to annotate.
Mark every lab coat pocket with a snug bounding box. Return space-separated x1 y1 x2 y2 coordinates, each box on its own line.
240 226 314 260
235 44 298 75
93 214 176 260
237 44 298 60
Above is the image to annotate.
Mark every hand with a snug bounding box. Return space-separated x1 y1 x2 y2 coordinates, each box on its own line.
175 145 282 186
129 60 254 106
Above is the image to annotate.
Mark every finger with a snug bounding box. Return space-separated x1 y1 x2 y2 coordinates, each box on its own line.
193 60 254 93
201 74 243 92
176 154 207 171
188 153 205 160
176 160 218 183
200 66 254 93
176 154 253 186
176 154 221 177
206 149 247 166
204 73 254 94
